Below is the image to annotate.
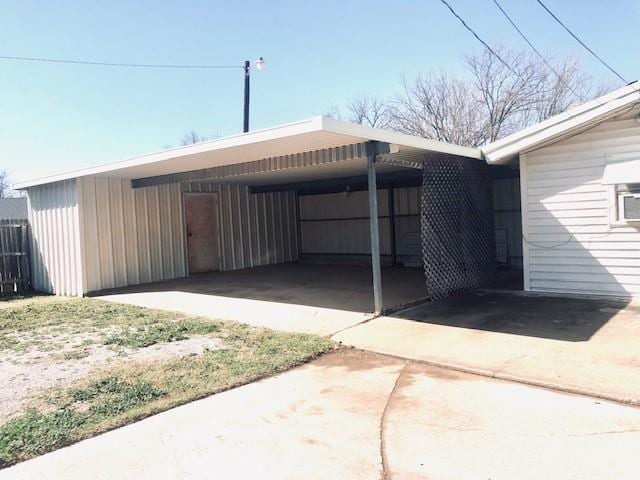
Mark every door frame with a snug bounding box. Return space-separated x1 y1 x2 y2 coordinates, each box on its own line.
182 192 222 276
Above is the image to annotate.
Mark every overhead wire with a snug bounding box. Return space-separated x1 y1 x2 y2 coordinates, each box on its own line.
436 0 520 78
534 0 627 83
0 55 242 69
490 0 584 101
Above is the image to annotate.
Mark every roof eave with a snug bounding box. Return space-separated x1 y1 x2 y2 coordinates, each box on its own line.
14 116 482 190
482 81 640 164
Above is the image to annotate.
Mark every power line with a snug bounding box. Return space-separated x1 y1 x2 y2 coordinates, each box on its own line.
534 0 627 83
0 55 242 69
490 0 584 101
436 0 519 77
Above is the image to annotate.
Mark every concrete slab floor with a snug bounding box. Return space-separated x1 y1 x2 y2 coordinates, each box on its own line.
334 290 640 404
3 350 640 480
95 264 426 336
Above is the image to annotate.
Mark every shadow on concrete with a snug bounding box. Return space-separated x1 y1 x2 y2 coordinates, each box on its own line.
90 263 427 314
393 290 633 342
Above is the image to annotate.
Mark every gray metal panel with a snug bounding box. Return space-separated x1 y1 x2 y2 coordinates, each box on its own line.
26 179 83 296
79 177 186 293
299 188 421 261
493 177 523 269
183 182 298 271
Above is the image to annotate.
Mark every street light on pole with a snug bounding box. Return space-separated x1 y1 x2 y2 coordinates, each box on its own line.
243 57 265 133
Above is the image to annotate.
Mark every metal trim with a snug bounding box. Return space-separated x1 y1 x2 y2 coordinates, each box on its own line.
131 143 373 188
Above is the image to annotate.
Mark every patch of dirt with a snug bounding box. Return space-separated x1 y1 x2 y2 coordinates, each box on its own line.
127 335 222 362
0 333 223 422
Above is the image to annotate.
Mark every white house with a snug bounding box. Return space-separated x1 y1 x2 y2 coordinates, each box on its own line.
484 81 640 297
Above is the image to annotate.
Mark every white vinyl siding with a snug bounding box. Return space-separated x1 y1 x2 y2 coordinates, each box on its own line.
27 179 84 296
522 113 640 297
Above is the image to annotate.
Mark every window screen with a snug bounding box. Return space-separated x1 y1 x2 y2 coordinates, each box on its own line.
623 195 640 220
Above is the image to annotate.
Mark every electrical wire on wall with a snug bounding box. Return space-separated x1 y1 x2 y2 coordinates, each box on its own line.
521 232 614 250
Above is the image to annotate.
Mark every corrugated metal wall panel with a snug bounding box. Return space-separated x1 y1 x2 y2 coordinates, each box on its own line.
183 182 298 271
493 177 523 269
27 179 83 296
299 187 421 264
79 177 186 292
522 112 640 296
393 187 421 259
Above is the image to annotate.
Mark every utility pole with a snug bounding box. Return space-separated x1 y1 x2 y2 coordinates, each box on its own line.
242 57 265 133
243 60 250 133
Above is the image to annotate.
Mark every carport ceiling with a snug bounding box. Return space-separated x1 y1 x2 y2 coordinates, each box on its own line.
14 116 481 190
177 156 416 187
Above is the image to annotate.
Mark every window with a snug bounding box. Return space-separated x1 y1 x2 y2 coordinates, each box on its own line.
618 191 640 222
603 153 640 225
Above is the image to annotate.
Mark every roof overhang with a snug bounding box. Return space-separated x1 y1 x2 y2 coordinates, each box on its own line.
14 116 481 190
482 81 640 164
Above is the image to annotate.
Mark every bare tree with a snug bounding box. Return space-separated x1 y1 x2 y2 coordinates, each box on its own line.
463 47 595 142
325 95 392 128
180 130 208 145
389 73 486 146
324 103 345 121
0 170 11 198
346 95 392 128
338 47 604 147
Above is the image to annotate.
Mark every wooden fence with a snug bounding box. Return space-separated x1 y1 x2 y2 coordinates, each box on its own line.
0 224 30 295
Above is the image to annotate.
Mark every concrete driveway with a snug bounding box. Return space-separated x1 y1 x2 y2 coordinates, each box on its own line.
3 350 640 480
94 264 426 336
335 290 640 405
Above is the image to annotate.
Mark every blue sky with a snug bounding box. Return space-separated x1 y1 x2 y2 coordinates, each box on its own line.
1 0 638 184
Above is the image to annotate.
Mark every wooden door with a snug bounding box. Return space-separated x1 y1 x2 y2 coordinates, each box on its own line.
184 194 220 273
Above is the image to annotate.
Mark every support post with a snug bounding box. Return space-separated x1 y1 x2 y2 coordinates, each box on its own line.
367 141 383 314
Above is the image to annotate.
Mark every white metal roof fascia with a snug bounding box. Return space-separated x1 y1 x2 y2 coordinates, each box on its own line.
319 117 482 160
13 117 324 189
14 116 481 190
481 81 640 164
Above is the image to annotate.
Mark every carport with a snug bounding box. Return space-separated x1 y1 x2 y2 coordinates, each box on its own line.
19 116 488 318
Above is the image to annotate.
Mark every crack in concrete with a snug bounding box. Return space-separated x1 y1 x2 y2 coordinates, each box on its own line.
400 420 640 438
493 350 529 376
330 313 380 338
379 362 409 480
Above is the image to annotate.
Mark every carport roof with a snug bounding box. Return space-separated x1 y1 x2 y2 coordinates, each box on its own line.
14 116 481 190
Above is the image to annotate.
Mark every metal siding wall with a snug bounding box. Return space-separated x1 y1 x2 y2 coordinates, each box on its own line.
299 187 421 263
299 190 390 257
393 187 421 258
79 177 186 292
26 179 83 296
493 177 523 269
183 182 298 271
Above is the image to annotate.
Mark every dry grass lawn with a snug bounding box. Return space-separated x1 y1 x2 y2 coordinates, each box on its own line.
0 296 335 468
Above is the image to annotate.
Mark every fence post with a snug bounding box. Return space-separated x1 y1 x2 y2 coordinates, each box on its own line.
0 224 31 295
20 225 30 293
